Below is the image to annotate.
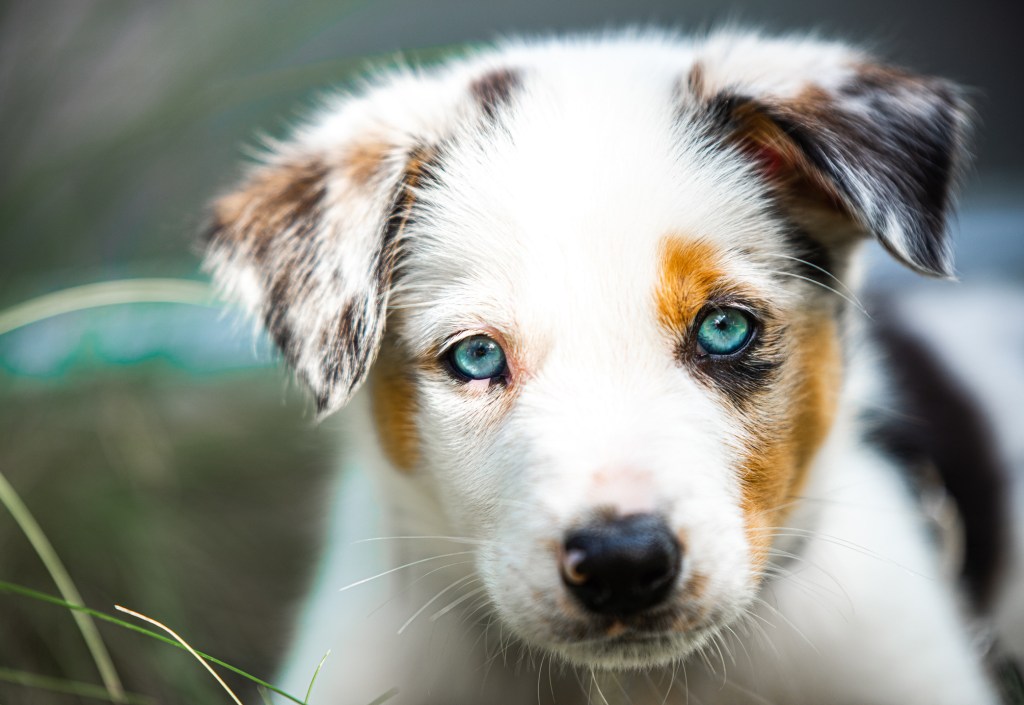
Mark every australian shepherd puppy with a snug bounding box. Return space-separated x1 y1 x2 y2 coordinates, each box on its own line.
203 30 1014 704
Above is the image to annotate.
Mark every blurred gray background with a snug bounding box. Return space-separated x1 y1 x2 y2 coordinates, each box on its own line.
1 0 1022 301
1 1 1022 703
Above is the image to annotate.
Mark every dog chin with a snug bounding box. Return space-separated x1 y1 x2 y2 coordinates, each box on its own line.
544 628 714 671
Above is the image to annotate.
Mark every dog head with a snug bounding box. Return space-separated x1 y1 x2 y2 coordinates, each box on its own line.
203 32 969 669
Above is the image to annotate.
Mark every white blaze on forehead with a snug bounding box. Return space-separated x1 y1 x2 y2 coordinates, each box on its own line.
398 55 787 358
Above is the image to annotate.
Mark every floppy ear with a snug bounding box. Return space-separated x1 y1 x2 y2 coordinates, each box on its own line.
202 76 459 416
203 65 523 417
687 34 972 278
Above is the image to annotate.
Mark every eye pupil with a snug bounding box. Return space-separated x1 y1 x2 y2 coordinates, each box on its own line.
449 335 507 381
696 308 753 356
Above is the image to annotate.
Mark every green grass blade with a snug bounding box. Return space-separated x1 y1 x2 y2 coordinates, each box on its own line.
304 650 330 704
365 687 400 705
0 580 306 705
0 278 216 337
0 667 154 705
0 471 127 703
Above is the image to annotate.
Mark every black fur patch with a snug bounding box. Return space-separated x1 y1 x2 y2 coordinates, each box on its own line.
768 73 964 277
318 300 371 413
784 227 837 289
690 66 969 278
866 314 1008 609
265 273 296 363
469 67 522 122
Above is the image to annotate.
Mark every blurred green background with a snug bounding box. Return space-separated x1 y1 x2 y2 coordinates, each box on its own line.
1 1 1022 703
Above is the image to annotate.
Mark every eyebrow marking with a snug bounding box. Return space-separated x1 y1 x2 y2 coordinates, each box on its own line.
654 235 727 333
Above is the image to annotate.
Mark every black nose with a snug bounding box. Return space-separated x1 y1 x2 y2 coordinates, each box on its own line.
561 514 681 617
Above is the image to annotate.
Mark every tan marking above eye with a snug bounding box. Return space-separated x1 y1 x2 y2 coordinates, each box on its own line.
654 235 727 334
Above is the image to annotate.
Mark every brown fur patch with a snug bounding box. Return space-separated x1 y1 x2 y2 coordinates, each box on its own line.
740 315 842 567
210 159 327 258
344 139 392 186
726 93 846 212
370 343 420 472
605 620 628 638
655 236 727 334
684 570 708 601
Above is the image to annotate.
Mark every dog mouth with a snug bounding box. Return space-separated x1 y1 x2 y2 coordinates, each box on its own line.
544 619 722 669
537 606 723 669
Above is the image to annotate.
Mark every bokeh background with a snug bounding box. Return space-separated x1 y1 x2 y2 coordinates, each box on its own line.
2 1 1022 703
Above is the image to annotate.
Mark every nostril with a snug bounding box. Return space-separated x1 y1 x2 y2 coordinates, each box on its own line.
561 514 681 617
562 548 588 585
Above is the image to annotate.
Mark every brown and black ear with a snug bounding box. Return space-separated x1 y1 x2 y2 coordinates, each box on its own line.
203 139 424 416
688 36 972 278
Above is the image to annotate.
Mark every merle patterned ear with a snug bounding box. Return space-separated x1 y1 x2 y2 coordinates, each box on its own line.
203 140 430 416
689 36 972 278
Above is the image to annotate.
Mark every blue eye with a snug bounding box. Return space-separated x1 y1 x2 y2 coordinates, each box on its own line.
696 308 754 356
448 335 507 381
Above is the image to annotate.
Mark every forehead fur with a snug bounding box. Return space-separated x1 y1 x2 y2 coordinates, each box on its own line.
393 66 792 353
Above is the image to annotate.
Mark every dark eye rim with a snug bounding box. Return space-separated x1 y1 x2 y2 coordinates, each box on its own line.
692 304 759 360
441 333 510 384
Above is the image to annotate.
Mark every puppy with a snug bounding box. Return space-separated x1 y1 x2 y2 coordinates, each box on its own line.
203 31 1010 704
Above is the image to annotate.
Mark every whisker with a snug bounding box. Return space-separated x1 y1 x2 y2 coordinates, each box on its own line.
338 550 475 592
536 650 547 705
763 252 863 305
696 640 716 676
458 594 493 629
590 668 611 705
750 595 819 654
353 535 485 546
735 606 781 661
659 661 676 705
721 621 752 665
709 632 728 687
547 649 557 704
753 527 931 578
367 559 475 617
769 270 870 318
397 573 478 634
430 584 486 622
760 564 847 610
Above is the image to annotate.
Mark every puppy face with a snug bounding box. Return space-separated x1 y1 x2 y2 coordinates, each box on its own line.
204 33 968 669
